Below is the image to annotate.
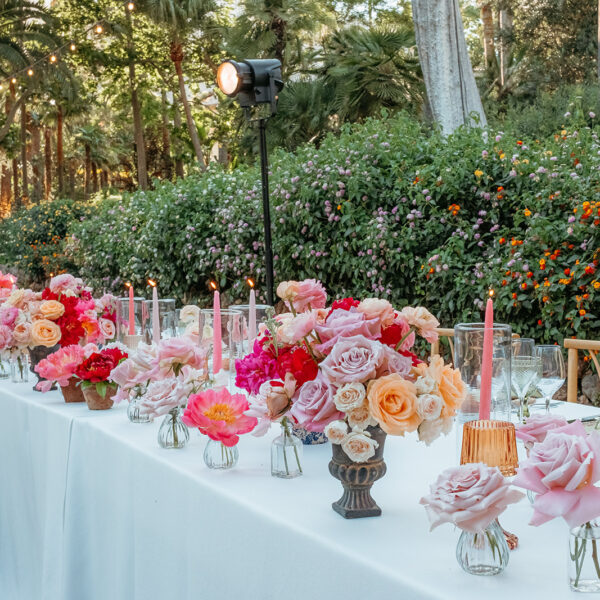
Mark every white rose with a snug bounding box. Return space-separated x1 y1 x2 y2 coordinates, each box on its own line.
415 375 437 395
416 393 443 421
347 401 378 431
341 431 379 463
417 419 443 446
180 305 200 324
440 416 454 435
334 382 366 412
324 420 349 444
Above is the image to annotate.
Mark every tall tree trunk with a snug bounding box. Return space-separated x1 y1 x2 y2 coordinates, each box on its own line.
92 162 99 193
84 145 91 199
1 163 10 215
411 0 487 134
31 122 43 204
480 3 495 73
271 17 287 67
44 127 52 200
68 158 75 198
57 106 64 196
160 89 172 180
173 102 184 179
126 7 148 190
170 40 206 169
20 105 28 207
498 2 513 89
100 169 108 189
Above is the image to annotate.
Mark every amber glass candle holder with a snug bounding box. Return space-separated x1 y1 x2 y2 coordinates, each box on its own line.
460 420 518 476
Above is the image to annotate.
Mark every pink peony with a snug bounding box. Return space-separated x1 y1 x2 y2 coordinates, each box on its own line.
513 426 600 527
290 279 327 313
12 322 32 347
315 308 381 354
235 340 280 394
34 344 87 391
0 307 19 328
420 463 524 533
0 324 12 351
515 414 569 445
289 372 343 432
182 387 258 446
0 270 16 294
49 274 83 294
320 335 384 385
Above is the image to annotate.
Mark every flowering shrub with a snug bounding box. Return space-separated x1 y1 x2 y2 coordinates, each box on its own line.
1 112 598 345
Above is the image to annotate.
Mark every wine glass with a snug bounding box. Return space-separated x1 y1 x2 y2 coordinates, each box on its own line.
511 338 535 358
512 356 542 423
533 345 566 413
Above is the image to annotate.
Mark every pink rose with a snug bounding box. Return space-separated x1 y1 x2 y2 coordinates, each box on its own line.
514 427 600 527
0 307 19 328
320 335 384 385
289 373 343 432
12 322 32 347
279 311 318 344
155 337 207 375
515 414 568 445
376 344 413 378
0 324 12 351
50 274 83 294
290 279 327 313
315 308 381 354
356 298 395 328
399 306 440 343
99 318 116 341
420 463 524 533
137 378 185 419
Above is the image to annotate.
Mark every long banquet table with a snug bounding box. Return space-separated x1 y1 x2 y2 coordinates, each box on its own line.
1 382 600 600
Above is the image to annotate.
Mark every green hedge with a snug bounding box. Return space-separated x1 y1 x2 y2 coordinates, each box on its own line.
2 112 599 344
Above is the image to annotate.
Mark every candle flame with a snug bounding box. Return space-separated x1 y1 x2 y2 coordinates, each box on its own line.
125 282 131 289
247 277 255 288
148 279 157 287
209 280 218 291
489 288 495 298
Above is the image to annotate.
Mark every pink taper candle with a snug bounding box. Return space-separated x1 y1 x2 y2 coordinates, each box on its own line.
128 284 135 335
479 296 494 420
212 283 222 374
149 280 160 343
248 278 256 345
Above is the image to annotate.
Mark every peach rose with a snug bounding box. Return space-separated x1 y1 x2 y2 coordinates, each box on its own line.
31 319 61 347
276 281 300 302
399 306 440 343
347 401 378 430
40 300 65 320
341 431 379 462
12 322 32 346
5 289 26 309
324 420 349 444
357 298 395 328
413 356 466 417
334 382 366 412
367 373 420 436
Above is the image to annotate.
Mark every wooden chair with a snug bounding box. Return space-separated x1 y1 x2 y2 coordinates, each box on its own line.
430 327 520 364
564 338 600 403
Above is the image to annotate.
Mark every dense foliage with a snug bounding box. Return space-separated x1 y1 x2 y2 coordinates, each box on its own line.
2 112 598 345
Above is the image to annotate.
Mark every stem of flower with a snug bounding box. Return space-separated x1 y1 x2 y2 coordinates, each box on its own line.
172 409 179 447
394 326 415 352
303 337 319 363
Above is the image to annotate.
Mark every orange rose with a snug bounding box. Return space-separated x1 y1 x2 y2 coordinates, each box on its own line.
367 374 420 436
438 364 466 417
30 319 61 347
40 300 65 320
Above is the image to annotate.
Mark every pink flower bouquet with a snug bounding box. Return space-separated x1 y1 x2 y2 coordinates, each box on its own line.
34 343 98 392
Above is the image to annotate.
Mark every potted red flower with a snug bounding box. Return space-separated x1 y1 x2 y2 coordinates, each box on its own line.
75 347 128 410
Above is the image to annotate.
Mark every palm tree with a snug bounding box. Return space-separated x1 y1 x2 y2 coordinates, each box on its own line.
142 0 214 169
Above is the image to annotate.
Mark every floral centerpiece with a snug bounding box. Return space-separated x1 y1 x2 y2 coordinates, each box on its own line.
235 278 466 515
75 345 128 410
420 463 523 576
513 420 600 592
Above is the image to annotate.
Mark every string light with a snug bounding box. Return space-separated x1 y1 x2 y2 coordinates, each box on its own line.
127 2 135 10
27 68 34 76
11 77 16 84
95 24 103 34
50 55 57 63
70 43 76 51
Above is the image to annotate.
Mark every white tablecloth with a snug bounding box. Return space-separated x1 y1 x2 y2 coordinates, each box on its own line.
1 382 600 600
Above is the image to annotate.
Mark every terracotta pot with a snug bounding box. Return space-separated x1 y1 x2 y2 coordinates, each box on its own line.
82 385 116 410
328 425 387 519
61 378 85 403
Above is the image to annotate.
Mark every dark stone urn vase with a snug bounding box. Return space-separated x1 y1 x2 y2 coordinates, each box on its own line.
29 344 59 392
328 425 387 519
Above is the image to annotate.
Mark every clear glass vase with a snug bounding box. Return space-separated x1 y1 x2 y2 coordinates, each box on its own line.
157 407 189 449
271 417 303 479
127 394 152 424
569 520 600 592
456 520 510 576
10 352 29 383
203 439 239 470
0 355 9 380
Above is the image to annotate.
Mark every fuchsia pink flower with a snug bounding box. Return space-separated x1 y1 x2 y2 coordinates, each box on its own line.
235 339 279 394
183 387 258 447
34 344 96 392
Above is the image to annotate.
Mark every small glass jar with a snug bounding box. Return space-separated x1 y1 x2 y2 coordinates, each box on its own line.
0 354 9 380
569 520 600 592
127 394 152 424
456 520 509 576
203 439 239 470
271 417 303 479
10 352 29 383
157 407 189 449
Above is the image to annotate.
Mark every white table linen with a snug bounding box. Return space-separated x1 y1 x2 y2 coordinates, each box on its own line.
1 382 600 600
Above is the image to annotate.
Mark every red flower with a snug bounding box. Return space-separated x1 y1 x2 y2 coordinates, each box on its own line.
585 265 596 275
41 288 59 301
379 323 404 348
329 297 360 313
398 349 422 366
276 346 318 387
76 348 128 383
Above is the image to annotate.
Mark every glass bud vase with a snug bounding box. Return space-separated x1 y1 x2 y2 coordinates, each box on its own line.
271 417 303 479
203 439 239 470
569 520 600 592
127 394 152 424
456 520 510 576
10 352 29 383
0 354 9 380
157 407 189 449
